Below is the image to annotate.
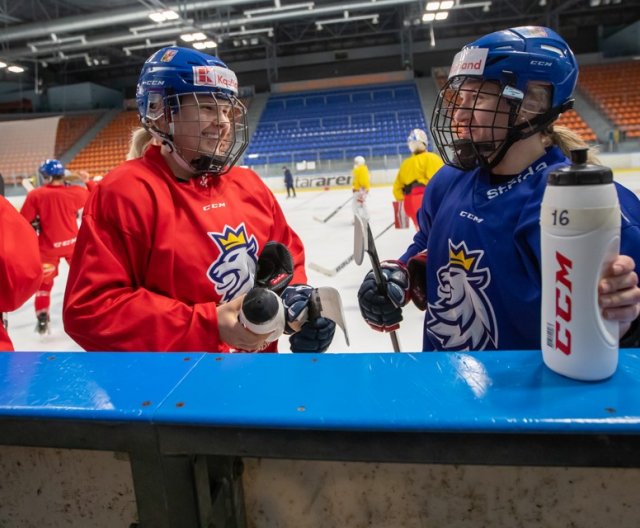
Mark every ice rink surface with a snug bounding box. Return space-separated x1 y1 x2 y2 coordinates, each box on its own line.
7 170 640 354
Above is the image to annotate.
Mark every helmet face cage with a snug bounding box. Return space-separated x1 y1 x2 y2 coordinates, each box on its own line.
143 90 248 175
431 77 524 171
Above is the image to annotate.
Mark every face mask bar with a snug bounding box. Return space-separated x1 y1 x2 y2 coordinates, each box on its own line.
431 77 521 171
143 91 249 176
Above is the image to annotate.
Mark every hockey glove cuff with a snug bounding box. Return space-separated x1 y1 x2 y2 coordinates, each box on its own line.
407 251 427 311
255 241 294 294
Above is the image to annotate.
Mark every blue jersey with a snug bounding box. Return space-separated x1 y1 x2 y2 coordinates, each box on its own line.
400 146 640 351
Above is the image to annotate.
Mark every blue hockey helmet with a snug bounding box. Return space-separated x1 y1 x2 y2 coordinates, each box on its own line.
135 46 248 175
38 159 65 178
457 26 577 110
431 26 578 170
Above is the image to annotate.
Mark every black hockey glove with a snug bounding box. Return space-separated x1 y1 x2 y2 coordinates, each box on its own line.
281 284 336 352
255 241 294 294
358 260 410 332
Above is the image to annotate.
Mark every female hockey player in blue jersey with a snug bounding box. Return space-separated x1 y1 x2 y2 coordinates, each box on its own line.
358 26 640 351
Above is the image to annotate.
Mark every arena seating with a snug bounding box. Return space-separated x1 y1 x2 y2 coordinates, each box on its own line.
67 111 140 177
244 83 428 166
555 109 597 142
54 112 103 158
580 61 640 139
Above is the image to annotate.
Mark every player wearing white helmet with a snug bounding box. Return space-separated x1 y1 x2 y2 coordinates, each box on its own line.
352 155 370 220
64 46 336 353
358 26 640 351
392 128 444 229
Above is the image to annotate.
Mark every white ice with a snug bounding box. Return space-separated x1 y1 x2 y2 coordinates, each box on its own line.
7 185 426 353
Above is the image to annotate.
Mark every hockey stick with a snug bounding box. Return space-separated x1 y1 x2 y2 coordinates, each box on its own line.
313 195 353 223
354 215 401 352
308 221 394 276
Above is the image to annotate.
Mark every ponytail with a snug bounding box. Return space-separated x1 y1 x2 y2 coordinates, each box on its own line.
544 125 600 164
127 127 154 160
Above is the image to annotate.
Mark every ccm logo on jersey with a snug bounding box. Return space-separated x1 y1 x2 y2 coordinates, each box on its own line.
554 251 573 356
459 211 483 223
530 61 553 67
193 66 238 95
203 202 226 211
53 237 77 248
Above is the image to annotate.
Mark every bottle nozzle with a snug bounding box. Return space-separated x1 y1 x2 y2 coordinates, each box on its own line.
570 148 588 165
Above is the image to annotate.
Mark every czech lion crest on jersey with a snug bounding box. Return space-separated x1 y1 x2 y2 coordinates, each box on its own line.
207 223 258 302
427 240 498 350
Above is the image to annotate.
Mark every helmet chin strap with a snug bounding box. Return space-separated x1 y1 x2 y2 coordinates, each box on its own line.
471 101 572 171
145 125 204 178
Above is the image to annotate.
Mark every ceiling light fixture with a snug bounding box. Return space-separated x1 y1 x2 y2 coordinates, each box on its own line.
148 10 180 23
180 32 207 42
193 40 217 49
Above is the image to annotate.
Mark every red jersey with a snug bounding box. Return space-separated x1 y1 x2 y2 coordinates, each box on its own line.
63 145 306 352
0 197 43 351
20 183 89 257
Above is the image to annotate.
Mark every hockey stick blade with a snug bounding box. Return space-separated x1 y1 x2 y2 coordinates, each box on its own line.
353 215 401 352
308 253 355 276
309 287 350 346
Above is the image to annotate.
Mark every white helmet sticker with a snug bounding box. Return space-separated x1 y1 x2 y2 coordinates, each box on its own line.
193 65 238 95
448 48 489 78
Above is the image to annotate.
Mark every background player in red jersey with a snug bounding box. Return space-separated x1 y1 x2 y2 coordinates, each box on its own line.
63 46 335 353
20 159 89 334
0 196 43 349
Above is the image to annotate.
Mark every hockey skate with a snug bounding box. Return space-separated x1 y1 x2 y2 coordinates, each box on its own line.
35 312 50 335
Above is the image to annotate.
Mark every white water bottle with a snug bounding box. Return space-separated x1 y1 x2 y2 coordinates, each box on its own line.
540 148 621 381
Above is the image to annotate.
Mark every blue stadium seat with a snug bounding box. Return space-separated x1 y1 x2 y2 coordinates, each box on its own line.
249 82 425 165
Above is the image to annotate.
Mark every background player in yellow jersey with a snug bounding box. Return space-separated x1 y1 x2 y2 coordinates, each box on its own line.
352 155 371 221
392 129 444 229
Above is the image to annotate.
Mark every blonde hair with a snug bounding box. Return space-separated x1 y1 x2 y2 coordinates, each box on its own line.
127 127 154 160
523 82 599 164
544 125 600 164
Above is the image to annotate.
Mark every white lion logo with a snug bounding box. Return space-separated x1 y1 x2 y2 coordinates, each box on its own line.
427 240 498 350
207 224 258 302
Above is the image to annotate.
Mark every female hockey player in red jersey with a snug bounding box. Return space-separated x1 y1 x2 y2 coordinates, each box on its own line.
358 26 640 351
20 159 89 334
0 196 42 350
63 46 335 353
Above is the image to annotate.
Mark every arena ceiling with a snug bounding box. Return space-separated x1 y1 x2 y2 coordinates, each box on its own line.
0 0 636 89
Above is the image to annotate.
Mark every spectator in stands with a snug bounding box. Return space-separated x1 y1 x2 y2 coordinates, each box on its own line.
352 155 370 221
63 46 336 354
392 129 444 229
358 26 640 351
0 172 5 197
20 159 90 335
283 166 296 198
0 195 42 350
